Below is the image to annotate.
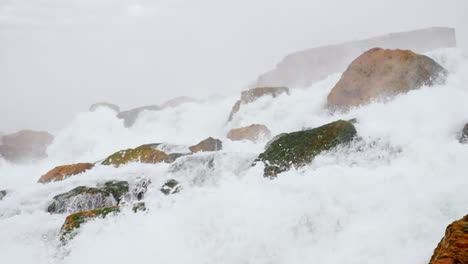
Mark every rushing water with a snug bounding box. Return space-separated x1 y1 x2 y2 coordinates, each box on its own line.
1 48 467 264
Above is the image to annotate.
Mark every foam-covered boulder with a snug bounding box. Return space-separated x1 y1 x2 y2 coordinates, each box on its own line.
327 48 447 110
429 215 468 264
101 144 169 167
255 120 357 177
0 130 54 163
160 179 181 195
38 163 95 183
228 87 289 121
227 124 271 142
47 186 117 214
117 105 161 127
189 137 222 153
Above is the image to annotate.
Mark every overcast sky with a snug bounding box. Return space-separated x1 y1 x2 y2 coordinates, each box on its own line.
1 0 467 133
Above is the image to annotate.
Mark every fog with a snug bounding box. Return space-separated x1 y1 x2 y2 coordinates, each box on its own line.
1 0 467 133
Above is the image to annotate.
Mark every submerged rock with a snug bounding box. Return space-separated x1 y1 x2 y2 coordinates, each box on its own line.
255 120 357 177
429 214 468 264
47 186 117 214
0 190 6 200
327 48 447 110
160 179 181 195
101 144 169 167
189 137 222 153
38 163 95 183
228 87 289 121
227 124 271 142
459 123 468 143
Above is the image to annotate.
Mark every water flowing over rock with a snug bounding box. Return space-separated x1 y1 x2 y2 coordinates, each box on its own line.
117 105 162 127
0 130 54 163
38 163 95 183
429 215 468 264
160 179 181 195
227 124 271 142
459 123 468 143
47 186 117 214
89 102 120 113
327 48 447 110
100 181 129 203
255 27 456 88
101 144 170 167
255 120 357 177
228 87 289 121
189 137 223 153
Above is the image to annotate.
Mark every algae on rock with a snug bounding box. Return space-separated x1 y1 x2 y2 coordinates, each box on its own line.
101 144 169 167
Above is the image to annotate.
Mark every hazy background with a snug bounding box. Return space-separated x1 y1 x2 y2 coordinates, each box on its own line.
1 0 467 133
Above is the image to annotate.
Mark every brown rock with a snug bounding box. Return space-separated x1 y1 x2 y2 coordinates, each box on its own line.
227 124 271 142
0 130 54 163
429 215 468 264
327 48 447 110
228 87 289 121
38 163 95 183
189 137 223 153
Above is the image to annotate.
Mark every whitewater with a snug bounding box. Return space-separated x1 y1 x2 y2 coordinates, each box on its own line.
1 48 467 264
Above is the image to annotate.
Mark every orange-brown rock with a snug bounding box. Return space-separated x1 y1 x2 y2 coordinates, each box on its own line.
38 163 95 183
227 124 271 142
228 87 289 121
189 137 223 153
429 214 468 264
327 48 447 110
0 130 54 163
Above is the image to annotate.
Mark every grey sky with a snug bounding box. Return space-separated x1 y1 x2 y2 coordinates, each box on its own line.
1 0 467 133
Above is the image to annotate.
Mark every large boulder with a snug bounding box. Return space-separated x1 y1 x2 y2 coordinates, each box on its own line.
228 87 289 121
255 120 357 177
38 163 95 183
227 124 271 142
327 48 447 110
459 123 468 143
0 130 54 163
189 137 223 153
429 215 468 264
47 186 117 214
101 144 169 167
89 102 120 113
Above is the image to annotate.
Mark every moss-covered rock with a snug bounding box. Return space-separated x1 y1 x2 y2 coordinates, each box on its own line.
0 190 6 200
38 163 95 183
101 144 169 167
255 120 357 177
429 214 468 264
47 186 117 214
160 179 181 195
102 180 129 202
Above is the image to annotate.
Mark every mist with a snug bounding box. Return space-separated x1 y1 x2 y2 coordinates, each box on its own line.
1 0 467 133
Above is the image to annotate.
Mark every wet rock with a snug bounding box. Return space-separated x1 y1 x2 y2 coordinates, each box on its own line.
0 130 54 163
165 153 192 163
255 120 357 177
228 87 290 121
38 163 95 183
227 124 271 142
459 123 468 143
189 137 222 153
0 190 6 200
327 48 447 110
117 105 162 127
89 102 120 113
47 186 117 214
101 181 129 203
160 179 181 195
101 144 169 167
132 178 151 200
429 214 468 264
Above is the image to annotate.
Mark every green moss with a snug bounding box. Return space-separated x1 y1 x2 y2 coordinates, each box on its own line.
255 120 357 177
132 202 147 212
103 181 129 202
101 144 169 167
160 179 181 195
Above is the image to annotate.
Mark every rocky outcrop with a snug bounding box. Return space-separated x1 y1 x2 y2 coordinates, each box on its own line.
429 215 468 264
228 87 289 121
101 144 170 167
227 124 271 142
189 137 223 153
327 48 447 110
459 123 468 143
255 120 357 177
255 27 456 88
160 179 181 195
38 163 95 183
89 102 120 113
0 130 54 163
47 186 117 214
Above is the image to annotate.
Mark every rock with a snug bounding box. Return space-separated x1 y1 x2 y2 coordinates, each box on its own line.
0 130 54 163
255 27 456 88
160 179 181 195
160 96 197 108
255 120 357 177
327 48 447 110
165 153 192 163
189 137 223 153
89 102 120 113
38 163 95 183
0 190 6 200
228 87 289 121
429 215 468 264
117 105 162 127
132 178 151 200
227 124 271 142
47 186 117 214
101 144 169 167
101 181 129 203
59 203 146 242
459 123 468 143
